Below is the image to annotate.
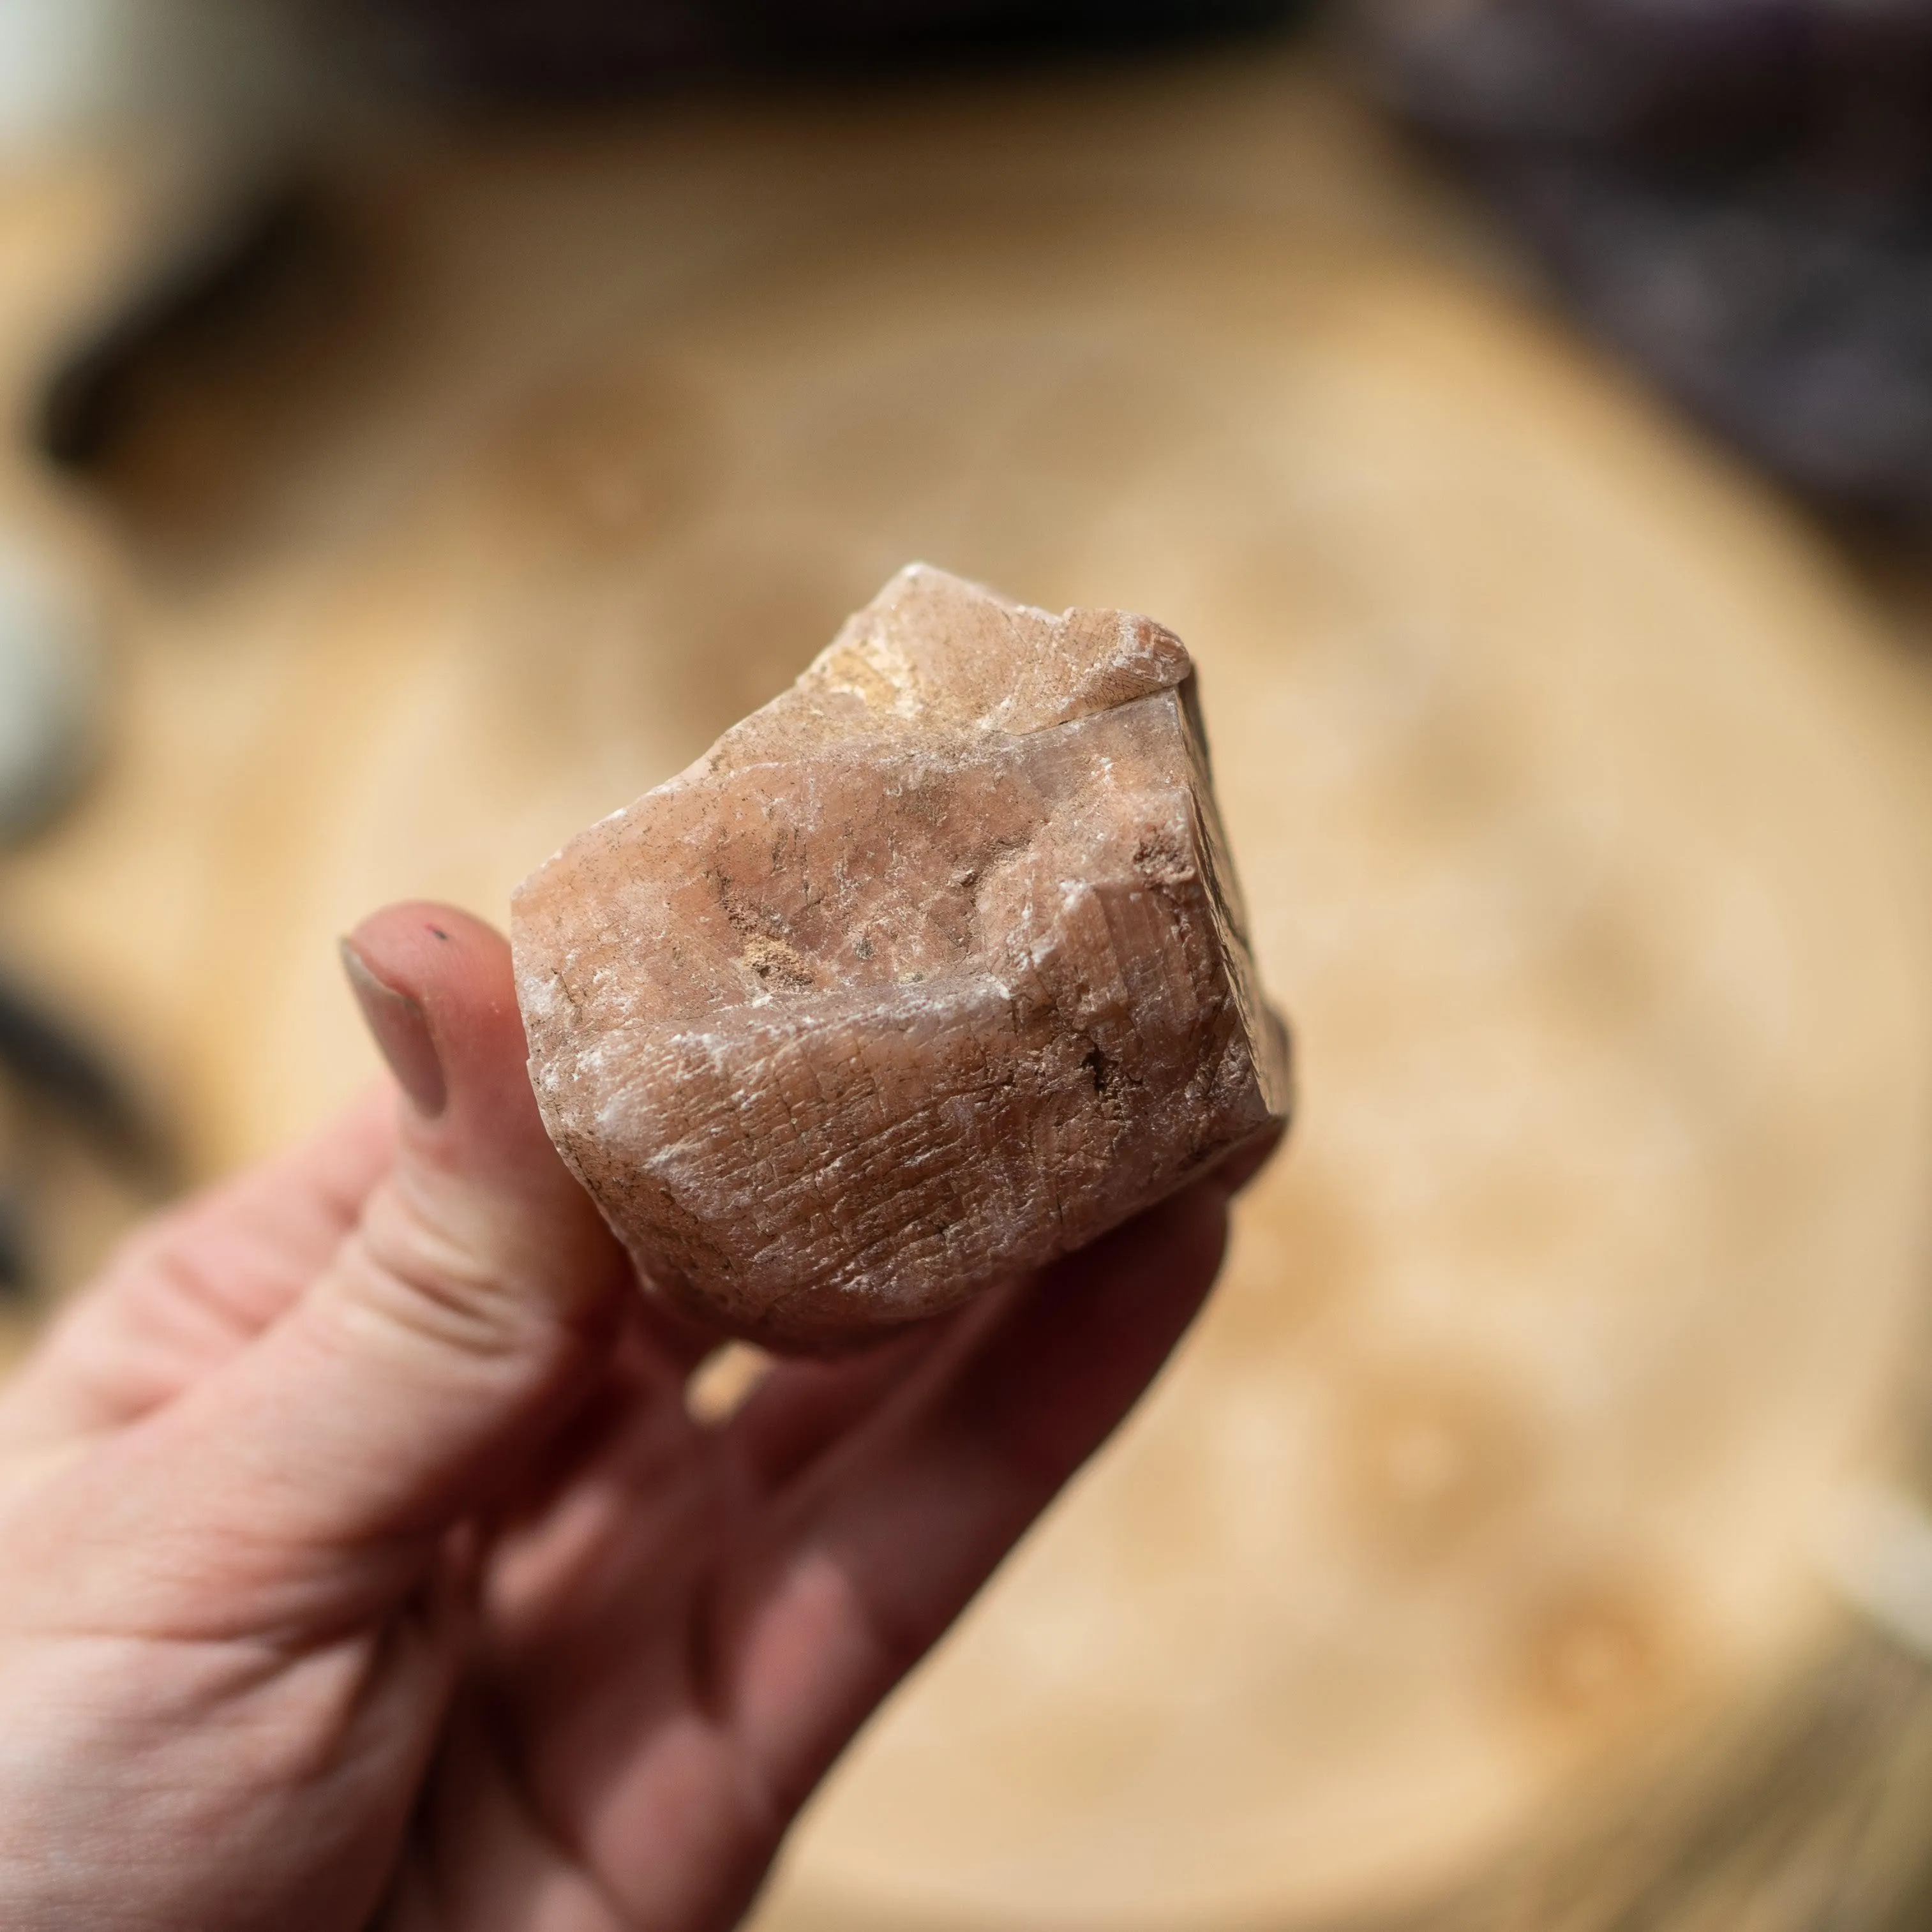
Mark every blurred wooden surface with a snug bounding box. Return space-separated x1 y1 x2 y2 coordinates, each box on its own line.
2 45 1932 1931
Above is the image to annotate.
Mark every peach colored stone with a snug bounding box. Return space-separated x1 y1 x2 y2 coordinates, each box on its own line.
511 565 1291 1351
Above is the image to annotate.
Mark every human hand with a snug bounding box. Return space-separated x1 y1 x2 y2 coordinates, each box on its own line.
0 903 1267 1932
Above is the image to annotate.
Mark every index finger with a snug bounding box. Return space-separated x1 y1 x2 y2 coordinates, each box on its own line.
531 1175 1235 1919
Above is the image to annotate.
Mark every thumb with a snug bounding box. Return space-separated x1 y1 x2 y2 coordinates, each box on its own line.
154 906 636 1584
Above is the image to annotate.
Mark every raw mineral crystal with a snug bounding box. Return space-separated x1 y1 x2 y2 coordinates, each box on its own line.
511 565 1291 1351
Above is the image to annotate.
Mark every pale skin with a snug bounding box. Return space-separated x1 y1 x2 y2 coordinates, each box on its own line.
0 902 1273 1931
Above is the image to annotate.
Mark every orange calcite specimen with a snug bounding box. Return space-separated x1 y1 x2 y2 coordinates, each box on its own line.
512 565 1291 1350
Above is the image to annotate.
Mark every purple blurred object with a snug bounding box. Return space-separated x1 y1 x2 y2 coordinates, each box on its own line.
1358 0 1932 520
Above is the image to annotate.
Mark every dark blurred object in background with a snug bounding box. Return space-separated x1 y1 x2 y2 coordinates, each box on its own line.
350 0 1303 93
1358 0 1932 524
